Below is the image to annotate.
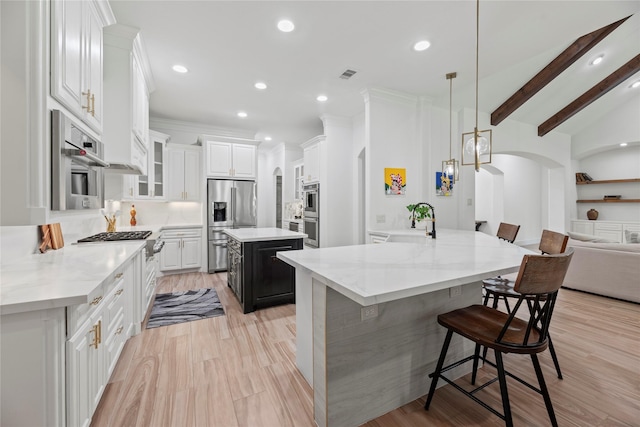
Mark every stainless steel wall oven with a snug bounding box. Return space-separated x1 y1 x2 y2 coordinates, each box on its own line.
303 183 319 218
51 109 108 210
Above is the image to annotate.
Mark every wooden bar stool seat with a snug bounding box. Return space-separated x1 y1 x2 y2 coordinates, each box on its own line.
425 249 574 427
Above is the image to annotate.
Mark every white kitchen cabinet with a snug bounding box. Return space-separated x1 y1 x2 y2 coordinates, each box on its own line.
301 136 324 183
126 130 169 200
102 24 153 175
167 145 201 201
51 0 111 134
160 228 202 272
67 311 104 427
204 140 257 179
294 160 304 200
571 220 640 243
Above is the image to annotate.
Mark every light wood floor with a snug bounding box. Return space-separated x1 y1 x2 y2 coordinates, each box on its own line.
91 272 640 427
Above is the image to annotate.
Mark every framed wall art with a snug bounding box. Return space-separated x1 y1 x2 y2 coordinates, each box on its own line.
384 168 406 195
436 171 453 196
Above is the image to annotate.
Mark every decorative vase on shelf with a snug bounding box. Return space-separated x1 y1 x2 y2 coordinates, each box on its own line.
587 209 599 220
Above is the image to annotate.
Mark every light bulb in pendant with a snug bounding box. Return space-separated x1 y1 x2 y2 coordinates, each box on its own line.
465 134 488 155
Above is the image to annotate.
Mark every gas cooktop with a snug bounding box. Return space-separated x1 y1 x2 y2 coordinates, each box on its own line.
78 230 152 243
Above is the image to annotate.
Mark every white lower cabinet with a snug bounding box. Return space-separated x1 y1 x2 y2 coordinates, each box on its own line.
571 220 640 243
160 228 202 272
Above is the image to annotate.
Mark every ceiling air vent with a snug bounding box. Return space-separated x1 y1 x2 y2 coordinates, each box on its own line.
339 69 357 80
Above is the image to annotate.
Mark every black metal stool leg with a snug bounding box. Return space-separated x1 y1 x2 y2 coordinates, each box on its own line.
425 330 453 410
495 351 513 427
471 343 481 385
547 335 563 379
531 353 558 427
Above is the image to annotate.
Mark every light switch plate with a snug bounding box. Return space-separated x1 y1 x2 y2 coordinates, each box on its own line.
376 215 386 223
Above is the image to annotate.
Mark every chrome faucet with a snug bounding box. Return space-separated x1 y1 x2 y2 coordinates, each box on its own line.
410 202 436 239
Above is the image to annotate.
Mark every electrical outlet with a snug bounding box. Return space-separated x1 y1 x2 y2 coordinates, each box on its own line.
361 304 379 321
376 215 386 223
449 286 462 298
467 198 473 206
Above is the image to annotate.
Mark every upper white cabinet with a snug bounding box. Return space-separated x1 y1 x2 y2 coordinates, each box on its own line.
294 160 304 200
203 139 258 179
102 24 154 174
125 130 169 200
51 0 113 134
301 135 324 183
167 144 200 201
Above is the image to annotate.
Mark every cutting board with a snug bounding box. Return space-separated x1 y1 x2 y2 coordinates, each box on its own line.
39 223 64 252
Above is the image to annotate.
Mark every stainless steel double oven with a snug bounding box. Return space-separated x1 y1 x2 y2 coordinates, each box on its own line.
303 183 319 247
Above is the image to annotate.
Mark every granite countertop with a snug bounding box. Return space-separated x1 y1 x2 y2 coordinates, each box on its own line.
278 228 533 306
0 241 145 315
224 227 307 242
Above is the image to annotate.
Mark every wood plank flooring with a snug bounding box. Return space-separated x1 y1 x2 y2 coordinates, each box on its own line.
91 272 640 427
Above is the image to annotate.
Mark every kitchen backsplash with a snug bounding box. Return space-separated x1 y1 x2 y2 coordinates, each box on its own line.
117 201 202 227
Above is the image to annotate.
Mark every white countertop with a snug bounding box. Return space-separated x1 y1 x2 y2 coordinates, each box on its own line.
0 241 145 315
277 228 534 306
224 227 307 242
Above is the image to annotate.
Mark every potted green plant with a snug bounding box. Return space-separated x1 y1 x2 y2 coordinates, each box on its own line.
406 203 432 228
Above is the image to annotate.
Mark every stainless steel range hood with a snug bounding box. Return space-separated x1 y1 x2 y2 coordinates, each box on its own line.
103 162 144 175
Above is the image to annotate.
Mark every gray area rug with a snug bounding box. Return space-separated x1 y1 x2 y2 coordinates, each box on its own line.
147 288 225 329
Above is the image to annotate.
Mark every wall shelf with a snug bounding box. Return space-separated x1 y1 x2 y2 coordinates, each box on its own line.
577 199 640 203
576 178 640 185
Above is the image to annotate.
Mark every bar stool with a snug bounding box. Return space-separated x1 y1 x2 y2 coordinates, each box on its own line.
425 249 574 427
482 229 569 379
496 222 520 243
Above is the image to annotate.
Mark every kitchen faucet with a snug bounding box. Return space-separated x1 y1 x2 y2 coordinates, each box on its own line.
410 202 436 239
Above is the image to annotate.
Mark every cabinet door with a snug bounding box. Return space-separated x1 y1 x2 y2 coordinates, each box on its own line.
131 55 148 148
160 238 182 271
232 144 256 178
571 221 594 235
51 0 84 118
167 149 186 201
206 141 233 177
84 0 103 132
250 240 299 302
67 314 103 427
152 138 166 198
181 237 202 269
183 149 200 201
304 144 320 182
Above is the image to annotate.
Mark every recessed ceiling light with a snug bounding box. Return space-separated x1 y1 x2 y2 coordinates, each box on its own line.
237 111 247 118
277 19 295 33
172 65 188 73
413 40 431 52
255 82 267 90
630 80 640 89
589 55 604 66
620 142 628 147
264 136 272 141
316 95 328 102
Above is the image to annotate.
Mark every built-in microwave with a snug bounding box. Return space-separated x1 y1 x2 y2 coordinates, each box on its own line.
51 110 109 210
303 183 319 218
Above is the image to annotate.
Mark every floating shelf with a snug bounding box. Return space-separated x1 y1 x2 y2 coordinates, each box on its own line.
577 199 640 203
576 178 640 185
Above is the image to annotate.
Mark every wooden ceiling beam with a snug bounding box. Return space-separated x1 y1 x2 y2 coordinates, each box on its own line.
538 54 640 136
490 16 631 126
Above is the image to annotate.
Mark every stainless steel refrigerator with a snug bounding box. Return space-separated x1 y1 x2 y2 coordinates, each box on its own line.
207 179 257 272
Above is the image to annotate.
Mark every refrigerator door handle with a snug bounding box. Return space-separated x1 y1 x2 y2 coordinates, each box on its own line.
231 186 236 223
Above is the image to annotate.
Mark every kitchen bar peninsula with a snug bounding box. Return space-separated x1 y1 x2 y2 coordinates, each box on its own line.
277 229 533 427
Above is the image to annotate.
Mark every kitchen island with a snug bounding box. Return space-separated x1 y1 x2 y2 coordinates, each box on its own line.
277 228 533 427
224 227 306 313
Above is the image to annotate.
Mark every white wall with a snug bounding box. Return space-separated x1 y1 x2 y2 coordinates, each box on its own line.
364 88 422 231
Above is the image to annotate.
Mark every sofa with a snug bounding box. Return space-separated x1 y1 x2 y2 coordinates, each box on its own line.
562 234 640 303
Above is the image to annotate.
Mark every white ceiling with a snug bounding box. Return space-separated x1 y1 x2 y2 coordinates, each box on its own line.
109 1 640 148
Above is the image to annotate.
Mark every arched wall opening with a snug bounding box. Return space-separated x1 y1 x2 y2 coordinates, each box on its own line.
475 152 565 244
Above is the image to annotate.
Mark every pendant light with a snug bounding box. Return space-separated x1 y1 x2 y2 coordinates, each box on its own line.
442 72 459 182
461 0 492 172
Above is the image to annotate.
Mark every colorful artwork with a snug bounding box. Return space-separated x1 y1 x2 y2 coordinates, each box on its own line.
436 172 453 196
384 168 406 195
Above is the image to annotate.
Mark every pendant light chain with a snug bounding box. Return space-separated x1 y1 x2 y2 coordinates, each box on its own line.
449 75 453 160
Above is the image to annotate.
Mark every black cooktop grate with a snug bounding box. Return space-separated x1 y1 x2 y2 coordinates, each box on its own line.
78 230 152 242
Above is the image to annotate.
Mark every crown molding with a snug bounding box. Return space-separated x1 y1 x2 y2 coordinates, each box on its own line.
150 116 256 140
